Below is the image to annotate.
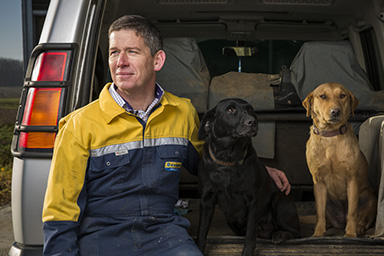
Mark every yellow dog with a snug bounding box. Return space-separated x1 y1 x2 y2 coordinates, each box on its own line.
303 82 377 237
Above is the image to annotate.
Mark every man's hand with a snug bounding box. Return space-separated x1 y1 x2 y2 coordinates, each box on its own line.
266 167 291 195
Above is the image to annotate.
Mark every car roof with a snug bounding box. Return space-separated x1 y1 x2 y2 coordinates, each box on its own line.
107 0 365 41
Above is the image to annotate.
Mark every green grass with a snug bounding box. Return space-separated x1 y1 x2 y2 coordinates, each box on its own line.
0 124 13 206
0 97 18 206
0 98 19 109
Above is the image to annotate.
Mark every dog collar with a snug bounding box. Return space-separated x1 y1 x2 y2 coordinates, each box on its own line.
208 145 247 166
312 124 347 137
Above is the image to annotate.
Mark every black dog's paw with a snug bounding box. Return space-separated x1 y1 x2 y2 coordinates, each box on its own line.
272 231 296 244
241 246 255 256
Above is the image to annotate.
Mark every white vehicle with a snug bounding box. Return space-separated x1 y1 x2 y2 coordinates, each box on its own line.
10 0 384 255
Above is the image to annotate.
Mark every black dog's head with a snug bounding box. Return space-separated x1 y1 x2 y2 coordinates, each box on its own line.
198 98 258 141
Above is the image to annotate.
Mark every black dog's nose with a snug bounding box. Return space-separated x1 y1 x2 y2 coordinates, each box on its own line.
330 108 341 117
244 116 255 126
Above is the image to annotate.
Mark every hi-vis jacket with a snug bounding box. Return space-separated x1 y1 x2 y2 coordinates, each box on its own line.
42 83 203 256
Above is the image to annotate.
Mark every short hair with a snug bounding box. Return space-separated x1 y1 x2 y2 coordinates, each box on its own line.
108 15 163 56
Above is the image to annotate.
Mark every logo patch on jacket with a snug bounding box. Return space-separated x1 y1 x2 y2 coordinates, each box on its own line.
115 149 129 156
165 162 182 172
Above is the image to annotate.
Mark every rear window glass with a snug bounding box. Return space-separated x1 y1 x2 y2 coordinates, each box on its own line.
198 39 306 76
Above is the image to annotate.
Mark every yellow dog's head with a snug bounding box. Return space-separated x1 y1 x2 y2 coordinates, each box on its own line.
302 83 359 127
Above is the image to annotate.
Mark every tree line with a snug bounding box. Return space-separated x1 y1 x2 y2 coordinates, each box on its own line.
0 58 24 87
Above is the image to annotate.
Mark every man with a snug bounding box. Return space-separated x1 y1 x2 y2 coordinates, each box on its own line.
42 15 290 256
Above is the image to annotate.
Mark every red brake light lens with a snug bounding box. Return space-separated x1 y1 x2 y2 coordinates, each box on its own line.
31 51 68 81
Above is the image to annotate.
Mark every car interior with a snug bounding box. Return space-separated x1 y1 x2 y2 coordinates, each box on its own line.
81 0 384 241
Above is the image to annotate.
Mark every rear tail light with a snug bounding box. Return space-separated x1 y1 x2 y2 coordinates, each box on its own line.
22 88 62 126
16 50 70 152
18 88 62 149
19 132 57 150
32 52 68 81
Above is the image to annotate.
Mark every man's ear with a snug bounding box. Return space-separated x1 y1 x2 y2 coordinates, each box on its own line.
198 107 216 140
302 92 313 117
154 50 166 71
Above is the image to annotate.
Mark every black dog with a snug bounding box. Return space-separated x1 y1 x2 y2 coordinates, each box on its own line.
196 98 300 256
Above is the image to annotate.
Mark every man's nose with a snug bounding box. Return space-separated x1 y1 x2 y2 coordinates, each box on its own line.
117 53 129 66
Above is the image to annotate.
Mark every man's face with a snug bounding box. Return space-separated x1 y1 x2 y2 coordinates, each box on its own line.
108 29 161 93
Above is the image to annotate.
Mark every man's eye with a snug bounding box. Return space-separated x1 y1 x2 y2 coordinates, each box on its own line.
110 51 118 56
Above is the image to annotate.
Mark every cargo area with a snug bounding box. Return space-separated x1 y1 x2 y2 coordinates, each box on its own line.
177 199 384 255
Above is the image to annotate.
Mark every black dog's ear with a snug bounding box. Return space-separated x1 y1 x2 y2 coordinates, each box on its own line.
198 107 216 140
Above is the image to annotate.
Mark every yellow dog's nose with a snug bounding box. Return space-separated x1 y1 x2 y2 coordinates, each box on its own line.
330 108 341 118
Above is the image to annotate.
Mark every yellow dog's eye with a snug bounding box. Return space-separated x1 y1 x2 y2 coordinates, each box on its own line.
340 93 346 99
320 94 327 99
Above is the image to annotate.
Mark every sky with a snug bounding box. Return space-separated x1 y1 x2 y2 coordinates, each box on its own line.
0 0 23 61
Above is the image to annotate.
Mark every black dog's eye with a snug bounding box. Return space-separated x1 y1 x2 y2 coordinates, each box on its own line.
320 94 327 99
227 107 236 114
340 93 346 99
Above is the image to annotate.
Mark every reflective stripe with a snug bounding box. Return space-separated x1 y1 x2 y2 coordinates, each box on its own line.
90 137 189 157
144 137 189 147
90 141 142 157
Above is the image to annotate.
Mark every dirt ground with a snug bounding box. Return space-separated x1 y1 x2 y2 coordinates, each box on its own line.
0 204 13 256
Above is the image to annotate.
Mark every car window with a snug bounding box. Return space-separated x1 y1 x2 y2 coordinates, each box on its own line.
198 39 306 76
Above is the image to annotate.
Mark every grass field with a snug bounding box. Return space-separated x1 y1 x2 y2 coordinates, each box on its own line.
0 97 18 206
0 98 19 109
0 124 13 206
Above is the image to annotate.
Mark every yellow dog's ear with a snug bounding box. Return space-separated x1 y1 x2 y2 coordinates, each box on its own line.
348 90 359 116
302 92 313 117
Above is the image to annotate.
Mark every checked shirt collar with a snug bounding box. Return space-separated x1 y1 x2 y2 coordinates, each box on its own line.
109 82 164 122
